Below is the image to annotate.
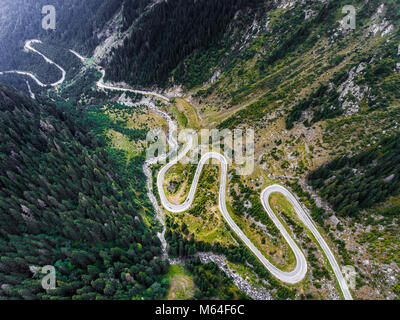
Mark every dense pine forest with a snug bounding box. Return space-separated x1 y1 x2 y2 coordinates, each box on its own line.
308 133 400 217
106 0 265 87
0 84 169 299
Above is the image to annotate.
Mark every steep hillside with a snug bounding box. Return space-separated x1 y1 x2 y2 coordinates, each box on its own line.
0 0 130 94
308 133 400 217
0 0 124 69
0 84 169 299
106 0 266 87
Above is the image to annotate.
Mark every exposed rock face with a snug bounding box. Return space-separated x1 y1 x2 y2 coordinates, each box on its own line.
209 70 221 84
169 252 273 300
370 19 393 37
29 265 39 276
275 0 299 9
368 4 394 37
329 215 340 227
304 9 317 20
244 199 252 209
383 174 395 183
195 252 273 300
93 8 126 64
338 63 369 116
275 0 327 10
265 19 271 32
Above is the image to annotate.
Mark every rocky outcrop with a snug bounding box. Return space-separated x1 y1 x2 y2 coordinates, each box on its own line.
195 252 273 300
368 4 394 37
338 63 369 116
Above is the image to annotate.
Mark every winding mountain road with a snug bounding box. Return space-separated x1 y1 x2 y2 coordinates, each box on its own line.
261 186 352 299
0 40 65 87
156 133 352 299
3 39 352 300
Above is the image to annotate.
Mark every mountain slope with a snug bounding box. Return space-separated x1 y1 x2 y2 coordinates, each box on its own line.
106 0 266 87
0 0 399 300
0 84 168 299
109 0 399 299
